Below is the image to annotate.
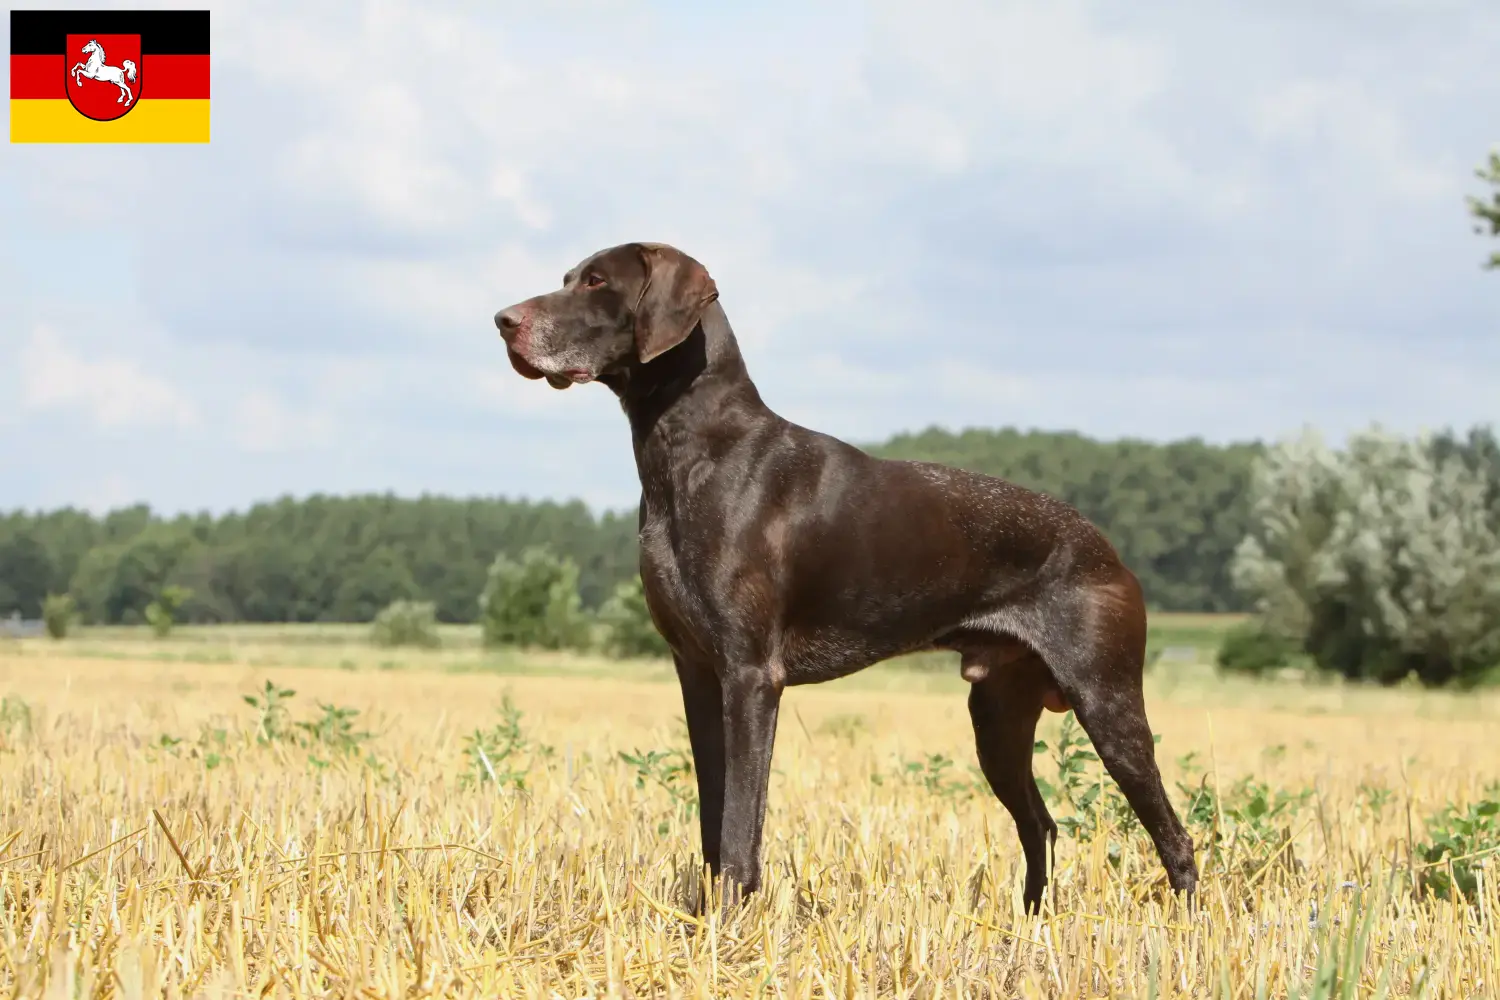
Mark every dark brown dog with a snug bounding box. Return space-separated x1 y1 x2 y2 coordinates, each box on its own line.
495 243 1198 913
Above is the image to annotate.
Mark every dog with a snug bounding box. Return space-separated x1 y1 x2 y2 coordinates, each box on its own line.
494 242 1198 913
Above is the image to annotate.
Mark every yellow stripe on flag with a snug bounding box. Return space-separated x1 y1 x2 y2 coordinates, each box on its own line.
10 99 210 144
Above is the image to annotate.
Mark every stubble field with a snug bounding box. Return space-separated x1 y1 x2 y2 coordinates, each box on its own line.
0 621 1497 998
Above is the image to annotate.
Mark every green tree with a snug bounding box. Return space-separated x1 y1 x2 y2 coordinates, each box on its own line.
0 532 54 618
67 524 196 624
144 585 193 638
42 593 76 639
1232 427 1500 686
1431 425 1500 512
1469 148 1500 269
479 547 590 651
599 576 670 658
161 544 236 623
212 539 321 623
370 599 441 648
29 509 106 598
329 544 418 622
67 542 128 624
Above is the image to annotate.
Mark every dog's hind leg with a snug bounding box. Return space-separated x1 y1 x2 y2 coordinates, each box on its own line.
1067 677 1197 896
1037 581 1199 899
966 650 1058 914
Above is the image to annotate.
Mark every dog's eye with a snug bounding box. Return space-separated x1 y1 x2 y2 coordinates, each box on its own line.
583 274 605 289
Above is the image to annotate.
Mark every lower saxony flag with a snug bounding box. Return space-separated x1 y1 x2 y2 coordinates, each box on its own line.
10 9 210 143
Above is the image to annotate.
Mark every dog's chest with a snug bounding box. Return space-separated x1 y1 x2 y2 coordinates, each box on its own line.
637 516 711 657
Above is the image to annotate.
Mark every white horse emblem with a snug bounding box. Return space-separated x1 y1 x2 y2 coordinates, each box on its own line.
70 39 137 107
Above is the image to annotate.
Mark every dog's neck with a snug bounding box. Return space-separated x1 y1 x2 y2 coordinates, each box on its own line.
605 301 774 512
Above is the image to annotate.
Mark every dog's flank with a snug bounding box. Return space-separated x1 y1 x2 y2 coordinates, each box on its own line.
495 242 1198 913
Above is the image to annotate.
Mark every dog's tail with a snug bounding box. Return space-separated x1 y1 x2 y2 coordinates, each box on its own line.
124 60 137 81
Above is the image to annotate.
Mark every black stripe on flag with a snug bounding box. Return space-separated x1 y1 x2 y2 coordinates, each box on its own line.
9 9 210 55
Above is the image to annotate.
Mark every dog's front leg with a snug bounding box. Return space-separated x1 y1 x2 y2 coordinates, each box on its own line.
674 658 725 880
717 668 782 909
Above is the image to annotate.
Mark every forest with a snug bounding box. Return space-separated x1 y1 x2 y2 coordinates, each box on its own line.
0 426 1264 623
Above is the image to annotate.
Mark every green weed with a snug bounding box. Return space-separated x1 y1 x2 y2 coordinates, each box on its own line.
462 692 551 790
1417 789 1500 902
619 746 697 834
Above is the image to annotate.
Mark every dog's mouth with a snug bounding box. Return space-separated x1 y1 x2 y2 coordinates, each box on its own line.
505 347 540 377
507 349 592 391
547 369 593 390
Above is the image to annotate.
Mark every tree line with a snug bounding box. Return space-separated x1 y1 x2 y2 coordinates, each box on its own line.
4 421 1498 691
0 494 637 626
0 428 1263 624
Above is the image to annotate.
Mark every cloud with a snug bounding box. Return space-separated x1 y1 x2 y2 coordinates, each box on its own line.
1252 79 1456 200
859 0 1176 180
233 390 336 454
18 325 197 431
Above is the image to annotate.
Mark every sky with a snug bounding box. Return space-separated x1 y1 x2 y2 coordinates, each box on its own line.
2 0 1497 516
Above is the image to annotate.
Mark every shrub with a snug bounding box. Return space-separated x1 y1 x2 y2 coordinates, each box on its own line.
370 599 441 649
41 593 76 640
599 576 670 659
144 585 192 638
0 695 33 744
1231 426 1500 686
478 547 590 651
1216 620 1297 675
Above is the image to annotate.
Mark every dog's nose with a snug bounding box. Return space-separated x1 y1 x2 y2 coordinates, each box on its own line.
495 308 521 338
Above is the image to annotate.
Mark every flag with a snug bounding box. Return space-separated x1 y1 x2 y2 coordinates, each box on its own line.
10 9 210 143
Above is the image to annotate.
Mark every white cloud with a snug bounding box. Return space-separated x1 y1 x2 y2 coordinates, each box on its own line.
488 168 552 231
233 390 336 454
855 0 1193 199
1252 79 1456 200
19 325 197 430
868 0 1167 120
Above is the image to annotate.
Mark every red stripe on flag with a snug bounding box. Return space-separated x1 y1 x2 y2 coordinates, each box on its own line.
9 54 210 100
146 55 211 99
9 55 59 99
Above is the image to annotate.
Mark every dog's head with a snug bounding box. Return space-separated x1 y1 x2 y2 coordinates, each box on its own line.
494 243 718 390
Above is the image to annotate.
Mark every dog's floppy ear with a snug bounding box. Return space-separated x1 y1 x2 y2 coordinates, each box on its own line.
631 243 718 364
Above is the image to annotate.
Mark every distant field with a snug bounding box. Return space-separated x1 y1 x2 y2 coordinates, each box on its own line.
31 611 1248 677
3 617 1496 996
1146 612 1248 648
